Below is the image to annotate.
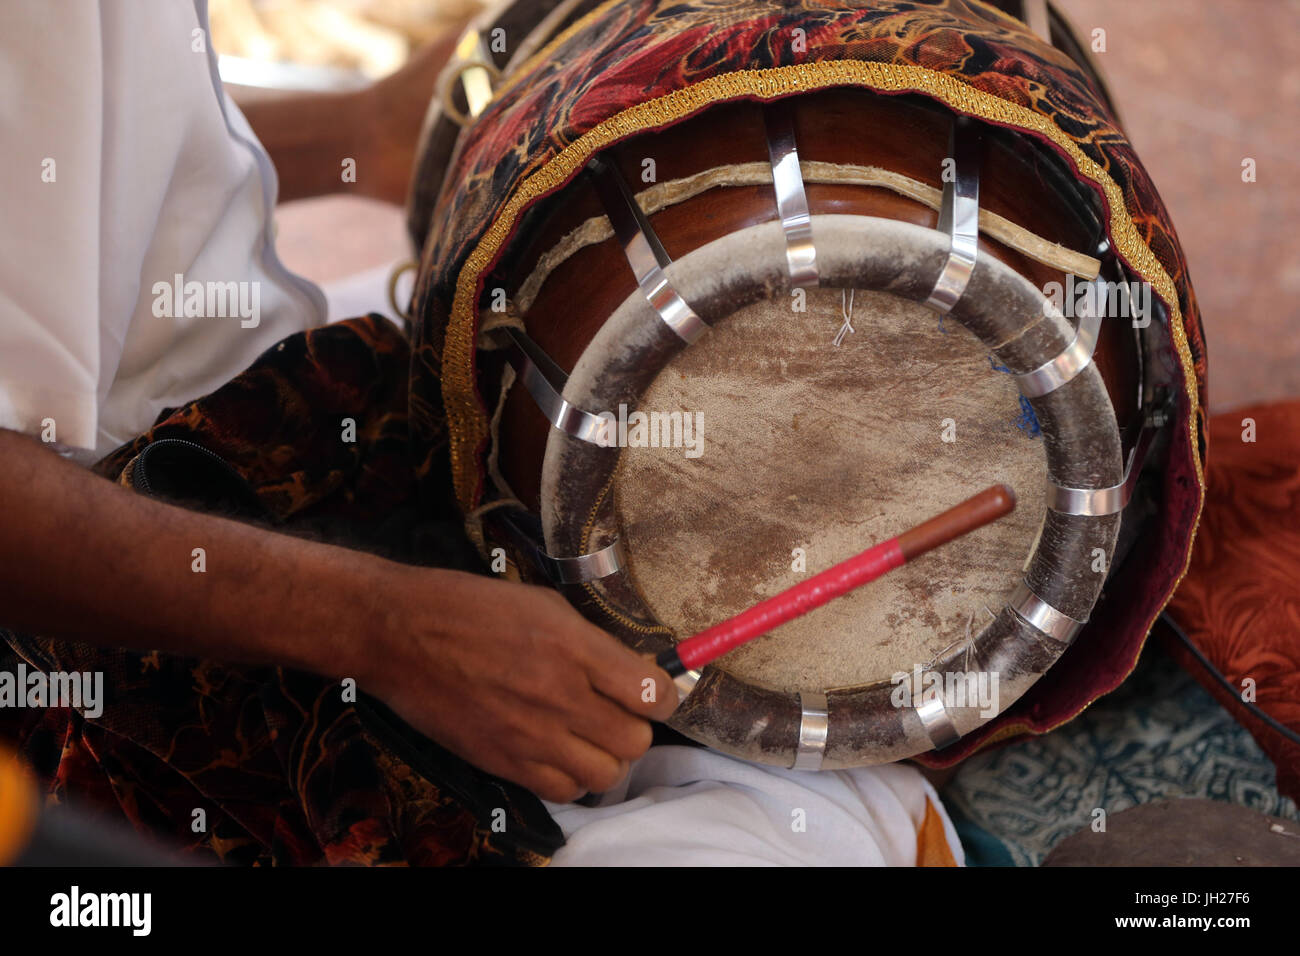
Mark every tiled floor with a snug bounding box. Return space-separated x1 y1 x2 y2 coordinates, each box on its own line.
275 0 1300 413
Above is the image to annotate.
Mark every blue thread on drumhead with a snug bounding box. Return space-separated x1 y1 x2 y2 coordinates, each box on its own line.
987 357 1042 437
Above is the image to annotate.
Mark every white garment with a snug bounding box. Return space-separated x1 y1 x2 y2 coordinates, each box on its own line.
544 746 964 866
0 0 325 461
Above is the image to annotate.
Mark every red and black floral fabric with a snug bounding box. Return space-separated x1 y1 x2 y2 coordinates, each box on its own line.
0 316 560 865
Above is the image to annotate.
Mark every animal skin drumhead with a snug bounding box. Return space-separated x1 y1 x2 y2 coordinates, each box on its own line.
612 286 1048 692
541 215 1121 766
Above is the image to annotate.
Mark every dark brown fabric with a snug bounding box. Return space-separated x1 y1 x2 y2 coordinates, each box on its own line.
1 315 560 866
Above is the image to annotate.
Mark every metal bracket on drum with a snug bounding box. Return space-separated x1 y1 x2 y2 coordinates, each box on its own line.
764 103 819 287
1014 280 1105 398
492 505 627 584
672 666 703 703
1009 579 1086 644
1047 391 1172 516
499 326 608 446
916 690 961 751
536 538 627 584
588 155 710 344
924 118 982 313
441 30 501 127
791 691 829 771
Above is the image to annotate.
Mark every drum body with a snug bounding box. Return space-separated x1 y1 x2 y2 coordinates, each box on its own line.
407 0 609 253
409 0 1209 769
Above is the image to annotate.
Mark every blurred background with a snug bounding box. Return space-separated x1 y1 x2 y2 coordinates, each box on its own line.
212 0 481 81
211 0 1300 413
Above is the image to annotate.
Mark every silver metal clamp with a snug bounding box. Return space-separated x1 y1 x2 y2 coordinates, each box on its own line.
536 538 627 584
924 118 982 313
1009 579 1086 644
792 691 830 770
588 155 710 344
1048 393 1169 515
500 326 608 445
764 102 819 287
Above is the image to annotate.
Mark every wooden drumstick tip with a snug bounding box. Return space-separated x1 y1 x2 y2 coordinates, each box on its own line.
896 483 1017 561
985 482 1017 514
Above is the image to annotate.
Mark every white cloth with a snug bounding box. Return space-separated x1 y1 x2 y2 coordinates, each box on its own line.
322 262 405 326
544 746 964 866
0 0 325 461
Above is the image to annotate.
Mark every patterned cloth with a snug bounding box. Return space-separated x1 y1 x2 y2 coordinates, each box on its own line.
0 316 561 866
410 0 1209 765
944 643 1299 867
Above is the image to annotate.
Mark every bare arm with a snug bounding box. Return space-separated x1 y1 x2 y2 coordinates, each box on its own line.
0 429 675 800
228 27 462 206
0 429 369 670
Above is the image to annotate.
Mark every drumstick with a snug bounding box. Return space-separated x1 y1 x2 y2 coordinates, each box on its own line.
655 484 1016 678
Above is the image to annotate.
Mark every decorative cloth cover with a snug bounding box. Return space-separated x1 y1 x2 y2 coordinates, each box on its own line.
409 0 1209 765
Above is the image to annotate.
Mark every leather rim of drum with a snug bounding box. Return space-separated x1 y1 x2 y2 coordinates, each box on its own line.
539 214 1124 770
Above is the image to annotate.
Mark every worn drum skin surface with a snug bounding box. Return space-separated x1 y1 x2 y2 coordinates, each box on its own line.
540 217 1122 767
616 287 1047 693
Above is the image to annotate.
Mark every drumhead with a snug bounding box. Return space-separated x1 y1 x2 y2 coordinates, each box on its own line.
539 215 1123 768
614 286 1048 692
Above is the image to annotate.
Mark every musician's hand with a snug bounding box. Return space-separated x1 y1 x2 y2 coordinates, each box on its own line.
367 570 678 802
0 430 668 806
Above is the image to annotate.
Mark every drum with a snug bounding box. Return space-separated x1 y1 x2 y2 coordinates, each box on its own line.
404 0 1118 258
406 0 609 254
408 0 1209 770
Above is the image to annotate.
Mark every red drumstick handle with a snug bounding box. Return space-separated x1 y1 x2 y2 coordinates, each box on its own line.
655 484 1016 678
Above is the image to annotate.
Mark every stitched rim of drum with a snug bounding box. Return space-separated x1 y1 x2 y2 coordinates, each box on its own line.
540 215 1122 769
435 62 1207 756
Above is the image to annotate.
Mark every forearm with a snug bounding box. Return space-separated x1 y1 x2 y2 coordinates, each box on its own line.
0 428 407 681
228 26 464 207
0 430 674 801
